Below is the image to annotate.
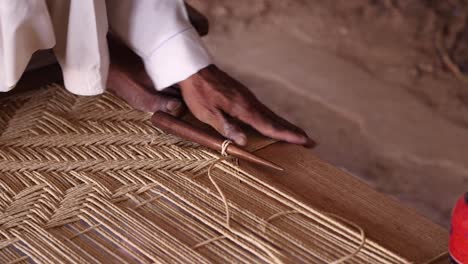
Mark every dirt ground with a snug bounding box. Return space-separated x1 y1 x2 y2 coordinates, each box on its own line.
187 0 468 227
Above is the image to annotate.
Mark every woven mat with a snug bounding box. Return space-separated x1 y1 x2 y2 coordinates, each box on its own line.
0 85 409 263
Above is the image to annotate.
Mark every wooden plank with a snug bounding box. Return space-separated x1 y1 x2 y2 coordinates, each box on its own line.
240 142 448 263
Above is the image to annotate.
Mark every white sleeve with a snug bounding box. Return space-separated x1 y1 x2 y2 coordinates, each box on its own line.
48 0 109 96
0 0 56 92
106 0 212 90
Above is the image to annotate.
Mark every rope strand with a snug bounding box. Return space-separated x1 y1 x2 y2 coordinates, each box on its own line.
194 140 368 264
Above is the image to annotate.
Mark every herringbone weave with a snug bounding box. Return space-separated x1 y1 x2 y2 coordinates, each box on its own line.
0 85 409 263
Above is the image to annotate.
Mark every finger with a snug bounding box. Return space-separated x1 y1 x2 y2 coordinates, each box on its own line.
262 106 312 140
228 100 314 147
159 85 182 98
107 65 185 116
198 109 247 146
262 107 316 148
149 94 186 117
221 114 248 146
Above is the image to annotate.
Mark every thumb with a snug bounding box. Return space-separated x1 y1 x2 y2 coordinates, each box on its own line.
107 64 185 116
148 94 185 117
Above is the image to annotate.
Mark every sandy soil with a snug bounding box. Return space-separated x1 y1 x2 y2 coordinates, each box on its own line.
187 0 468 227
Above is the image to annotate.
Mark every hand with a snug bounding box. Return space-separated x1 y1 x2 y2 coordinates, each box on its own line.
179 65 314 147
107 37 314 148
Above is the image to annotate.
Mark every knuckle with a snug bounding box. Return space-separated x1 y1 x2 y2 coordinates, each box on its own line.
242 100 256 112
230 95 252 114
223 122 235 134
192 106 216 123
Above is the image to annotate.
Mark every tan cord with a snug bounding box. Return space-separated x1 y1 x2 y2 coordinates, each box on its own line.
263 210 367 264
422 251 449 264
220 140 232 156
69 224 102 239
205 156 285 264
325 213 366 264
192 235 226 249
198 142 367 264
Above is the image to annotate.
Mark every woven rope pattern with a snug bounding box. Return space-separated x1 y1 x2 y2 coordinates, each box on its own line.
0 85 410 263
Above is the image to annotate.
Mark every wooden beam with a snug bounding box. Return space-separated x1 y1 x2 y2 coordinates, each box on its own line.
240 142 448 263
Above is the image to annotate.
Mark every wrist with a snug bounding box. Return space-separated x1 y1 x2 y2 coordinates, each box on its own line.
178 64 217 89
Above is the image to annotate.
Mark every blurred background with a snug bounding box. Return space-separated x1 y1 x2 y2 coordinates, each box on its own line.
187 0 468 227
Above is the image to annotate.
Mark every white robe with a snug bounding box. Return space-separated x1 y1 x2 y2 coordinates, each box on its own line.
0 0 212 95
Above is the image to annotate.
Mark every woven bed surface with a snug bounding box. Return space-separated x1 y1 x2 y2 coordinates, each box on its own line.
0 85 409 263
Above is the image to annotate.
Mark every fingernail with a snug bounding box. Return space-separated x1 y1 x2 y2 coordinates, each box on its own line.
235 134 247 146
303 137 317 148
166 100 182 111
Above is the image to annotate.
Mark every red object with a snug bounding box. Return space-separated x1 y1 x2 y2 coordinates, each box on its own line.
450 192 468 263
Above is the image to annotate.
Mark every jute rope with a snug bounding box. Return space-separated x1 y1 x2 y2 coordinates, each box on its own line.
196 142 367 264
422 251 449 264
264 210 366 264
0 85 413 263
